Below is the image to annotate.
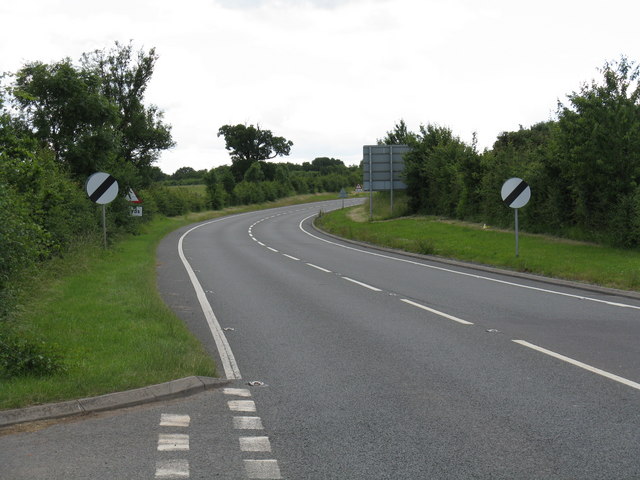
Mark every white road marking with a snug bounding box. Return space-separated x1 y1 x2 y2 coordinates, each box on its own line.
258 241 265 246
267 247 279 253
343 276 382 292
244 459 282 479
513 340 640 391
283 254 300 261
179 218 244 380
299 214 640 311
234 416 264 430
155 459 189 478
224 387 251 397
160 414 190 427
239 436 272 452
306 263 332 273
158 433 189 451
228 400 257 412
400 299 474 325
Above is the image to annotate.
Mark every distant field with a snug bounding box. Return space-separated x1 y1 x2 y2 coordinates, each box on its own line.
316 203 640 292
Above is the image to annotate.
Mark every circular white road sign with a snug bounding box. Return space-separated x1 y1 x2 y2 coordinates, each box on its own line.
86 172 119 205
501 177 531 209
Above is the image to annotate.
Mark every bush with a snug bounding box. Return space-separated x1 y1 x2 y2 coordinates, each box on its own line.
0 329 66 378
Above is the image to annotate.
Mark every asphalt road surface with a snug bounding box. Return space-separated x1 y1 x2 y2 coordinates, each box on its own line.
157 199 640 479
3 198 639 479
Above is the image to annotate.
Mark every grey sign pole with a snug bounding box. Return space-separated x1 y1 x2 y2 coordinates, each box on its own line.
501 177 531 257
369 146 373 220
86 172 119 249
390 145 394 214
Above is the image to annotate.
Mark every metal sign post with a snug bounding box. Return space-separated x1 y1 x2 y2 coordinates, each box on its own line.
339 188 347 209
501 177 531 257
86 172 119 249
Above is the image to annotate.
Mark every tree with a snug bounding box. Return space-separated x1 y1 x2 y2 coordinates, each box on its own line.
403 124 479 216
217 124 293 181
244 161 265 183
81 42 174 184
204 168 224 210
555 56 640 244
378 119 417 145
12 59 119 177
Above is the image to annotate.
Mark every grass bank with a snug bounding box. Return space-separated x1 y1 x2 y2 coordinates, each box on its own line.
316 203 640 292
1 193 339 410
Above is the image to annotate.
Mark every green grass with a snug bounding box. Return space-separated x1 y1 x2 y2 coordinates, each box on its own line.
316 204 640 292
1 193 342 410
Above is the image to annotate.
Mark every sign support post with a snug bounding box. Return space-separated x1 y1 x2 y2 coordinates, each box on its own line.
390 145 394 214
501 177 531 258
515 208 519 257
369 146 373 220
86 172 119 249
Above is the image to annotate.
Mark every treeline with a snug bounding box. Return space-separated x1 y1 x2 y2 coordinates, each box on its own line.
204 157 360 210
386 57 640 248
138 158 360 218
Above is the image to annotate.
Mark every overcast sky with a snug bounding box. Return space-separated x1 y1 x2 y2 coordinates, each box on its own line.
1 0 638 174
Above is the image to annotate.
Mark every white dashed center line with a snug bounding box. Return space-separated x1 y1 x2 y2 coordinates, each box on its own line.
342 276 382 292
306 263 332 273
400 298 474 325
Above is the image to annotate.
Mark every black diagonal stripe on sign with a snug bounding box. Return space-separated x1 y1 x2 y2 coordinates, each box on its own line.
89 175 116 203
504 180 528 207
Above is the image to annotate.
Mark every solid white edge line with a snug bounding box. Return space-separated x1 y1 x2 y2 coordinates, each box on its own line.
343 276 382 292
400 298 474 325
298 214 640 311
306 263 332 273
513 340 640 391
179 218 243 380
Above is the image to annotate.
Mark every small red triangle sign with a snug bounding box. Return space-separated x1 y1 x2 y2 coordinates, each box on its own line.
126 188 142 204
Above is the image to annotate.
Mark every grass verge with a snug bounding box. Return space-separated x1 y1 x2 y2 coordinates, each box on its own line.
1 193 339 410
316 204 640 292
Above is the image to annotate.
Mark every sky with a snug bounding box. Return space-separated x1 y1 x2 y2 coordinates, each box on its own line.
1 0 638 174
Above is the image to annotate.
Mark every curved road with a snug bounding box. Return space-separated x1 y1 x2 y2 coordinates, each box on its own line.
160 199 640 479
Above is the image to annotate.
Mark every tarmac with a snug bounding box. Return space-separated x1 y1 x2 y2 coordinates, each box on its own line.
3 220 639 430
0 376 229 428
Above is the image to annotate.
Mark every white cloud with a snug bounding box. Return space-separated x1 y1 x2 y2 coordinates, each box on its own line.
1 0 638 173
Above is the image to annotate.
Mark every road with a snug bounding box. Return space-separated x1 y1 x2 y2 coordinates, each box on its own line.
160 198 640 479
2 198 639 479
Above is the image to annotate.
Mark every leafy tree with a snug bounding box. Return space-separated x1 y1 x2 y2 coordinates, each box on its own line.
171 166 198 180
204 168 224 210
81 42 174 184
12 60 119 177
309 157 346 174
555 56 640 244
244 160 265 183
217 124 293 181
378 119 417 145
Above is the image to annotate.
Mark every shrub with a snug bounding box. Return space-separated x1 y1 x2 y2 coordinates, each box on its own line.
0 329 66 378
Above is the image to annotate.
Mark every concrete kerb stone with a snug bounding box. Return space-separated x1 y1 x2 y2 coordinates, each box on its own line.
0 376 229 428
